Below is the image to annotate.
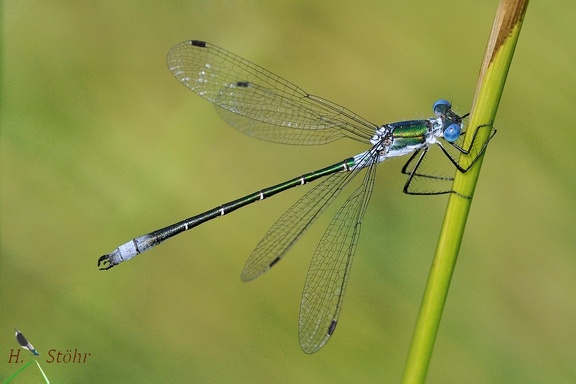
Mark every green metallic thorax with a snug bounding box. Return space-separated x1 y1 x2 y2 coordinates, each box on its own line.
388 120 430 153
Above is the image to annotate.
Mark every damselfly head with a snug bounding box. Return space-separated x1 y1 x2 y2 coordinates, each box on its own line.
432 99 463 142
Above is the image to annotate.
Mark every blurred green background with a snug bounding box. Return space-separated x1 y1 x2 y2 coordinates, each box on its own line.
2 1 575 383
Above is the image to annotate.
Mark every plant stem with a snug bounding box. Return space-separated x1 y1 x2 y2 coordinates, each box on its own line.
3 360 34 383
401 0 529 382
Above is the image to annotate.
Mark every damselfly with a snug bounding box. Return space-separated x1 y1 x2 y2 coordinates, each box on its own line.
98 40 494 353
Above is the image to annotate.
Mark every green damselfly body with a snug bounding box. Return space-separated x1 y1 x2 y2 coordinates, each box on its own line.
98 40 494 353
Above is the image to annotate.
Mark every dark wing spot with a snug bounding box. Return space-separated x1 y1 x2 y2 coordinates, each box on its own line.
236 81 250 87
191 40 207 48
327 319 337 336
269 256 281 268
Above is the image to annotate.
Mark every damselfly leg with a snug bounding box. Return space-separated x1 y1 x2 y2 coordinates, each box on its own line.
402 123 496 196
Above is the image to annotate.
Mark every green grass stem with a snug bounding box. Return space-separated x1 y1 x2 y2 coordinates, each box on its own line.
401 0 529 382
2 359 50 384
35 361 51 384
3 360 34 384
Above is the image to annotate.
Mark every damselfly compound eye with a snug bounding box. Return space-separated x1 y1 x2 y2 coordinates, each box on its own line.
433 99 451 116
443 123 461 142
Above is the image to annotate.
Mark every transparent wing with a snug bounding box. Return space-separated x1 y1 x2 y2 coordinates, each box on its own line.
167 40 375 145
299 154 378 354
241 167 356 282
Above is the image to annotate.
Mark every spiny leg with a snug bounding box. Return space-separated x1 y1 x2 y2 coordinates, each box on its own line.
436 123 497 173
402 148 456 196
402 124 496 197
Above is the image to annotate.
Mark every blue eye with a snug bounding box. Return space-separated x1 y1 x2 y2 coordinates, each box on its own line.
433 99 451 116
443 123 461 142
